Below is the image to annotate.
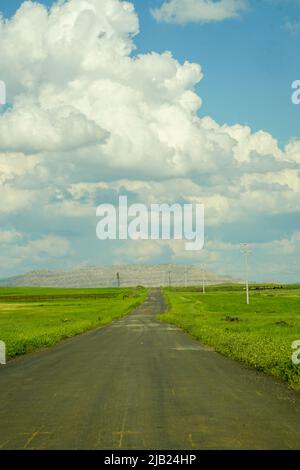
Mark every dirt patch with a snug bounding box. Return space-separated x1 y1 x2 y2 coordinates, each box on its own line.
274 321 289 327
224 316 240 322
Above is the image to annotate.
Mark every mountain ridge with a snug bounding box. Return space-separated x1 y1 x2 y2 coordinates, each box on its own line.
0 264 239 288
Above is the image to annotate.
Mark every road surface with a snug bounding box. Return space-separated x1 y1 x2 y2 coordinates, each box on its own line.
0 289 300 450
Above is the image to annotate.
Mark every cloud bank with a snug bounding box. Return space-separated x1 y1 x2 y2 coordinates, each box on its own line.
0 0 299 281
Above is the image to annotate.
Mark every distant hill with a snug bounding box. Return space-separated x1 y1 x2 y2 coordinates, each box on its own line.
0 265 239 288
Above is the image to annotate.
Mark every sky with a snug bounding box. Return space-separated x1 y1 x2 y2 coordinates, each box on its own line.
0 0 299 282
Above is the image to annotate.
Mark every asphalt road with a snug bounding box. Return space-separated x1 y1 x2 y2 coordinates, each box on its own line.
1 289 300 450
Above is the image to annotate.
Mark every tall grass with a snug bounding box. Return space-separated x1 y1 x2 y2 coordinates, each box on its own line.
0 287 147 359
160 286 300 389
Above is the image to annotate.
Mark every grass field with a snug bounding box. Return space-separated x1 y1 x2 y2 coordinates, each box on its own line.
161 285 300 389
0 286 147 359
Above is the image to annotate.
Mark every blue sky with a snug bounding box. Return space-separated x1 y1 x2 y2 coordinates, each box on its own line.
1 0 299 146
135 0 300 147
0 0 299 283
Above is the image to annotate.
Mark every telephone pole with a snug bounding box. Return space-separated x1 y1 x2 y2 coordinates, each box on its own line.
116 272 120 288
202 265 205 294
168 271 172 288
240 244 251 305
184 265 188 288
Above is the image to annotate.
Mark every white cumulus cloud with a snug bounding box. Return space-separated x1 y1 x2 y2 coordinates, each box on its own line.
0 0 299 280
151 0 248 24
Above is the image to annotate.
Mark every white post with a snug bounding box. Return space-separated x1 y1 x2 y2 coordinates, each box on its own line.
0 341 6 365
240 244 251 305
245 252 249 305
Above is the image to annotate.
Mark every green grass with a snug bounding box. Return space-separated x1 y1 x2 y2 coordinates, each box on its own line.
0 286 147 359
160 285 300 390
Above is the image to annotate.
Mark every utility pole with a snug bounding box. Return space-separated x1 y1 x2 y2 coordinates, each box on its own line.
116 272 120 288
240 244 251 305
184 265 188 288
202 265 205 294
168 271 172 288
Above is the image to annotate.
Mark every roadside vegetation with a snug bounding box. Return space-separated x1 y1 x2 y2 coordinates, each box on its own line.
161 285 300 390
0 286 147 359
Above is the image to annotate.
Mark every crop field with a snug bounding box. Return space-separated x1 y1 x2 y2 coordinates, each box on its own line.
161 285 300 389
0 286 147 359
